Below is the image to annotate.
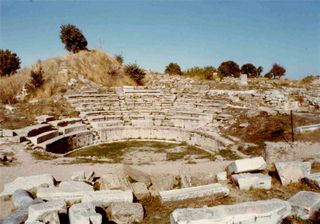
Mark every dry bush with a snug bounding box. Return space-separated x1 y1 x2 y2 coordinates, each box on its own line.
0 49 135 104
0 72 29 104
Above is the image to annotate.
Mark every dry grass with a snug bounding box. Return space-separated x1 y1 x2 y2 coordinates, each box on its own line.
0 49 135 104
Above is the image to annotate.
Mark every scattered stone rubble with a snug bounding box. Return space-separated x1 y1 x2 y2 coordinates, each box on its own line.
1 156 320 223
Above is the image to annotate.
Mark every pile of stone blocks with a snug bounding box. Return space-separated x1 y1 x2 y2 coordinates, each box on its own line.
226 157 271 190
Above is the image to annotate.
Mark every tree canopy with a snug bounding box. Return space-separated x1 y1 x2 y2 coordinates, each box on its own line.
165 63 183 75
60 24 88 53
0 49 21 76
218 61 240 78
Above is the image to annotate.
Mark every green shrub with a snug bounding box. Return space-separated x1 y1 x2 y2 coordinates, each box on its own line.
124 64 146 85
60 24 88 53
0 49 21 76
184 66 216 80
165 63 182 75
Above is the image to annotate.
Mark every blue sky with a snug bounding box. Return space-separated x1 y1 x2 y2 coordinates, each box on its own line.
1 0 319 79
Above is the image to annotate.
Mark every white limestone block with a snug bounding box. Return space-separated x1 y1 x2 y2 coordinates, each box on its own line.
275 161 311 185
99 173 130 190
216 171 227 182
131 182 150 200
82 190 133 207
305 172 320 188
159 183 229 203
232 173 272 190
170 199 291 224
69 202 102 224
25 200 67 224
71 170 86 181
288 191 320 220
226 157 267 174
0 174 55 197
37 181 93 203
12 189 34 209
106 202 144 224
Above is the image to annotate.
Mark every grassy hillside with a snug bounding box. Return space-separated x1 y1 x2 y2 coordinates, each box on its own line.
0 49 135 104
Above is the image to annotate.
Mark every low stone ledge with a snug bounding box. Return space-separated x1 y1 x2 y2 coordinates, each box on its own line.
170 199 290 224
159 183 229 203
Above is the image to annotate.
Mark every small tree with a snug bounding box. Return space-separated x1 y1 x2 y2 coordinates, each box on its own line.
264 72 273 79
218 60 240 78
270 63 286 79
30 63 45 88
241 63 257 78
115 54 124 65
60 24 88 53
124 64 146 85
164 63 182 75
0 49 21 76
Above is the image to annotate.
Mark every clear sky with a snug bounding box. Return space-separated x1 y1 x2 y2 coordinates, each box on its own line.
1 0 319 79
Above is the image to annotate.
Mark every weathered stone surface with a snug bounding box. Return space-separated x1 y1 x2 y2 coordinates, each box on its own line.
232 173 272 190
150 174 178 191
160 183 229 203
216 171 227 182
275 161 311 185
82 190 133 207
29 130 59 145
226 157 267 174
106 202 144 224
37 181 93 203
170 199 291 224
0 174 55 197
99 173 130 190
71 170 86 181
305 172 320 188
69 202 102 224
12 189 34 209
131 182 150 200
25 200 67 224
288 191 320 220
123 165 151 186
0 208 29 224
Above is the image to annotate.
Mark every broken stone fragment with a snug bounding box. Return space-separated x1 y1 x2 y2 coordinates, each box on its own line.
288 191 320 220
123 165 151 186
232 173 272 190
275 161 311 185
131 182 150 200
226 157 266 174
170 199 291 224
71 170 86 181
0 174 55 197
106 202 144 224
12 189 34 209
25 200 67 224
159 183 229 203
82 190 133 207
69 202 102 224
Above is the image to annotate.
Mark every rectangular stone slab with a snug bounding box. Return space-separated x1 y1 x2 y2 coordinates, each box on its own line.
275 161 311 185
0 174 55 197
226 157 267 174
159 183 229 203
170 199 291 224
25 200 67 224
304 172 320 188
82 190 133 207
288 191 320 220
232 173 272 190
